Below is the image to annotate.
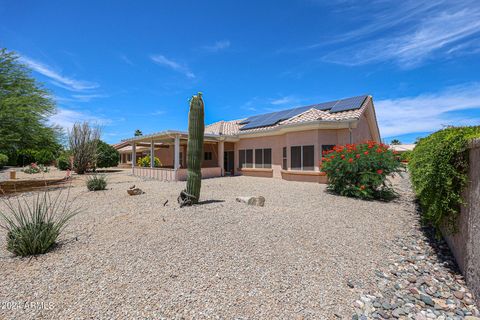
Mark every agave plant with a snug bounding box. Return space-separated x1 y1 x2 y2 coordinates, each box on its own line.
0 189 80 256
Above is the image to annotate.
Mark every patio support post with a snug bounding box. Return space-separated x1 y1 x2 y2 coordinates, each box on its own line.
218 140 224 176
174 135 180 170
150 140 154 168
132 142 136 173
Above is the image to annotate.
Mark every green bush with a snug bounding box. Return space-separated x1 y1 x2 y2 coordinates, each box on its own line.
86 174 107 191
409 126 480 233
96 140 120 168
0 153 8 169
56 153 71 171
16 149 37 166
0 190 79 256
321 141 403 200
400 150 412 162
35 150 55 165
137 155 161 167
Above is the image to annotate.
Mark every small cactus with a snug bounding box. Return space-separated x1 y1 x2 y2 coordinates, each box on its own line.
178 92 204 206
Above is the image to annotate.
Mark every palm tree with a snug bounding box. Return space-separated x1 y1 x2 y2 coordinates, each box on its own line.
390 139 401 145
134 129 143 136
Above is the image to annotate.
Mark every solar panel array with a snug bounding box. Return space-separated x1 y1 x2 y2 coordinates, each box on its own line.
329 95 368 113
239 95 368 130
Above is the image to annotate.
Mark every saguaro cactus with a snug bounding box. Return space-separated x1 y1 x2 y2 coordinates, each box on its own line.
178 92 205 206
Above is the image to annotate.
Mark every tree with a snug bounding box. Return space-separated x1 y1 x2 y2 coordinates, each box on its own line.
0 48 62 165
96 140 120 168
134 129 143 136
390 139 401 145
69 122 100 174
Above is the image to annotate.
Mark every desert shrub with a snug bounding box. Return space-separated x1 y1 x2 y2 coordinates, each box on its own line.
137 155 161 167
409 126 480 234
0 153 8 169
0 190 79 256
69 122 100 174
321 141 403 200
96 140 120 168
86 174 107 191
34 150 55 165
400 150 412 162
56 153 71 171
22 163 49 174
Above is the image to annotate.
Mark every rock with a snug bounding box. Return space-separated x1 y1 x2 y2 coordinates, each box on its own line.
408 275 417 283
236 196 265 207
420 294 434 307
453 290 464 300
127 188 144 195
347 280 355 288
354 300 364 309
392 308 406 318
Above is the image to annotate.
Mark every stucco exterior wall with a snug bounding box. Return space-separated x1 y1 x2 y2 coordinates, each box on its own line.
176 167 222 181
202 143 220 168
234 114 376 183
444 139 480 302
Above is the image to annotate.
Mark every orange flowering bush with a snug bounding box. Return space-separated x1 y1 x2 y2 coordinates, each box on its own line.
321 141 403 200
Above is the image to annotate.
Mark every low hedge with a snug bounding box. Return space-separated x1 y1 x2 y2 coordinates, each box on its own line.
409 126 480 233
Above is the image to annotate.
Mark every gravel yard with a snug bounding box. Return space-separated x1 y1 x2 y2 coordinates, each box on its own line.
0 170 475 319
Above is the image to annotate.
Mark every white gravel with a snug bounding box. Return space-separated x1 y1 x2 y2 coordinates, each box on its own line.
0 170 418 319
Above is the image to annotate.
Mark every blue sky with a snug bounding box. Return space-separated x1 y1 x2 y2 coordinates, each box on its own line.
1 0 480 144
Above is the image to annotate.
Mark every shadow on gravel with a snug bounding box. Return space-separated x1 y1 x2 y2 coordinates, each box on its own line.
196 199 225 205
413 199 461 275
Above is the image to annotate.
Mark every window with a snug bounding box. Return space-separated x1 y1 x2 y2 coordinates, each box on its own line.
127 153 132 162
303 145 314 170
204 151 213 161
290 145 315 171
246 149 253 168
291 146 302 170
254 148 272 168
264 148 272 168
322 144 335 155
239 149 253 168
282 147 287 170
239 150 246 168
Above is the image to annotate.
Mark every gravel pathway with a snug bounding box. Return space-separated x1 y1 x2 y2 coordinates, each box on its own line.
0 172 477 319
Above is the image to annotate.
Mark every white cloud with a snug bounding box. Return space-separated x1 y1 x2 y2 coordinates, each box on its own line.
202 40 231 52
119 54 133 65
19 55 99 91
316 1 480 68
270 96 296 105
376 83 480 137
49 108 111 131
150 54 195 78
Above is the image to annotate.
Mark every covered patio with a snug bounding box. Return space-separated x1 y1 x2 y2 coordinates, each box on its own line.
118 130 238 181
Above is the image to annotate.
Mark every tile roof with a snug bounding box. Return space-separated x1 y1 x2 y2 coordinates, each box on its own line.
205 96 370 136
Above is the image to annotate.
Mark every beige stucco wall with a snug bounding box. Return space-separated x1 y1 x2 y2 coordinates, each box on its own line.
234 113 376 182
444 139 480 302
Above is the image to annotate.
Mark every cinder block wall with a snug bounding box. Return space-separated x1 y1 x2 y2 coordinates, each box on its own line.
444 139 480 302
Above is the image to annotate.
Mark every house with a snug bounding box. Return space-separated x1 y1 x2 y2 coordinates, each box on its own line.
389 144 415 154
115 94 381 183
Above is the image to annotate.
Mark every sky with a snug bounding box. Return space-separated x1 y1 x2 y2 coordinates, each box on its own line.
1 0 480 144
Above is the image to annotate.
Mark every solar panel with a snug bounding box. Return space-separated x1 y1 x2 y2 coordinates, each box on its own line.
330 95 368 113
240 105 315 130
239 95 369 130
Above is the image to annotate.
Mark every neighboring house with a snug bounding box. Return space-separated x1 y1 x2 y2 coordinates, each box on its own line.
389 144 415 153
116 94 381 183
